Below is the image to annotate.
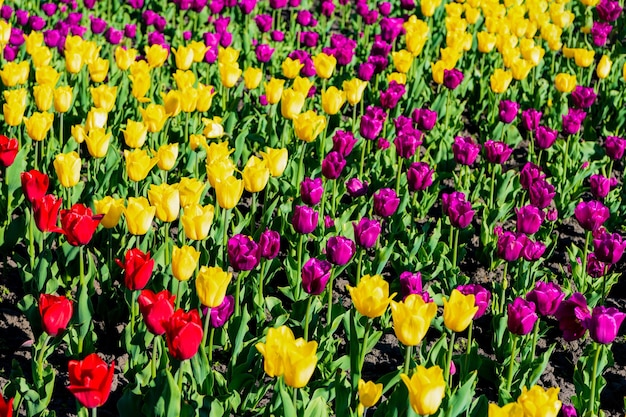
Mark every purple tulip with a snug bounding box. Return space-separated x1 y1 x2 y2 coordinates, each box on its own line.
357 62 376 82
129 0 145 7
322 151 347 180
373 188 400 217
394 115 413 133
379 1 392 15
380 17 404 42
321 0 336 16
89 16 107 34
301 258 332 295
587 253 607 278
346 178 368 198
353 218 381 248
254 14 272 33
520 162 546 190
326 236 356 265
497 231 526 262
561 405 577 417
571 86 597 109
574 200 610 232
360 106 387 140
483 140 513 164
208 295 235 327
535 125 558 149
3 45 17 61
300 177 324 206
124 24 137 39
44 29 61 48
586 306 625 344
591 21 612 46
447 198 474 229
441 191 466 214
521 238 546 261
399 271 430 301
457 284 491 318
507 297 538 335
596 0 622 21
443 68 464 90
593 231 626 264
526 282 564 316
258 229 280 259
452 136 481 166
300 31 319 47
29 16 46 31
554 293 591 341
394 129 423 159
589 174 617 199
106 27 123 44
10 28 24 46
42 3 58 16
292 205 318 234
521 108 542 131
562 108 586 135
412 108 438 131
528 178 555 209
516 205 544 234
332 130 357 157
67 12 83 26
604 136 626 160
380 81 406 109
239 0 257 13
324 215 335 229
406 162 434 191
498 100 519 124
269 0 288 8
0 5 12 20
377 137 390 150
15 10 29 26
228 234 260 271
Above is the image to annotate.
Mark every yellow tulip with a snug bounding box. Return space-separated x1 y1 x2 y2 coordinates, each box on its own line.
388 72 407 85
0 20 10 45
554 73 576 93
243 67 263 90
406 30 428 56
358 380 383 408
163 90 182 117
172 45 194 70
0 61 30 87
391 294 437 346
282 57 304 79
88 58 109 83
440 47 462 68
293 76 314 96
71 125 87 144
129 71 151 102
35 65 60 86
574 49 594 68
189 41 210 62
171 245 200 281
196 84 217 112
196 266 232 307
54 152 81 188
401 366 446 416
596 55 612 79
180 87 198 113
510 58 533 80
31 46 53 68
53 86 73 113
443 289 478 332
623 62 626 82
421 0 442 17
64 49 84 74
3 88 28 126
148 183 180 222
490 68 512 93
465 5 481 23
342 78 368 106
94 196 125 229
124 149 159 182
24 112 54 142
124 197 156 235
293 111 326 143
129 60 151 77
157 143 179 171
219 62 242 88
217 47 240 65
145 44 168 68
517 386 561 417
214 175 244 209
281 88 306 120
477 32 497 53
85 107 108 132
91 85 117 112
282 338 318 388
321 87 346 115
255 326 295 377
207 158 236 188
242 156 270 193
181 204 215 240
85 127 111 158
392 50 414 74
122 120 148 148
259 147 288 177
347 274 394 318
580 0 600 5
488 403 524 417
177 178 206 208
431 60 448 85
173 70 196 90
114 46 137 71
80 40 100 65
189 134 207 152
263 78 284 105
139 104 168 132
202 116 225 139
312 53 337 79
25 32 44 55
33 85 53 111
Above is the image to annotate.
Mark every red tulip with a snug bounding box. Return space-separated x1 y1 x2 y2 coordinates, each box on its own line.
60 204 103 246
163 309 203 360
115 248 154 291
0 134 18 167
21 170 50 203
138 289 175 335
39 294 73 337
67 353 115 409
0 393 13 417
32 195 63 233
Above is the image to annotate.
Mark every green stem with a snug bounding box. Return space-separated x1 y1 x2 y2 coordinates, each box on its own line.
452 227 459 268
326 267 335 331
208 327 215 362
222 208 230 266
178 363 184 393
359 138 367 179
297 143 306 197
303 296 313 341
589 343 602 415
258 259 266 310
36 335 50 379
529 319 539 361
174 279 181 310
445 332 456 388
464 322 473 377
202 307 211 346
499 262 509 315
331 179 337 218
29 208 35 270
359 320 372 374
297 234 304 299
403 344 413 375
91 406 97 417
395 157 403 195
489 164 496 208
581 231 591 293
356 250 364 285
151 339 158 379
506 335 518 392
234 271 246 317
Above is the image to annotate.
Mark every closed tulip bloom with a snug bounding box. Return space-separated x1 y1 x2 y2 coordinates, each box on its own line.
401 366 446 415
207 295 235 328
172 45 194 70
207 158 236 188
516 205 544 234
488 402 525 417
124 197 156 235
116 248 154 291
521 238 546 261
360 105 387 140
313 52 337 79
574 49 595 68
21 170 49 203
497 231 525 262
33 85 53 111
490 69 512 93
447 198 475 229
139 104 168 132
39 293 73 337
331 130 357 157
162 89 181 116
215 176 244 209
555 293 591 341
32 195 63 233
571 86 596 109
145 44 168 68
534 125 558 149
138 289 175 335
243 156 270 193
68 353 115 409
521 109 542 132
443 289 478 332
405 162 434 191
391 294 437 346
0 135 16 169
507 297 538 335
326 236 355 265
53 86 73 113
347 274 394 318
177 178 206 208
156 143 179 171
373 188 400 217
258 229 281 259
114 46 137 71
586 306 625 344
54 152 81 188
604 135 626 160
219 62 242 88
554 73 576 93
343 78 368 105
483 140 512 165
593 232 626 264
85 108 108 133
164 309 203 360
322 151 346 180
321 87 346 115
264 78 285 105
282 57 304 79
93 196 124 229
526 281 565 316
281 337 318 389
122 120 148 149
293 204 319 234
589 174 616 199
90 85 117 112
3 88 27 126
520 163 546 190
243 67 263 90
60 204 103 246
84 128 111 158
452 136 481 165
88 58 109 83
0 61 30 87
517 386 562 417
228 234 260 271
301 258 332 295
443 68 463 89
196 266 232 308
172 245 200 281
196 84 217 112
256 326 295 377
498 100 519 124
596 55 612 79
148 184 180 222
301 177 324 206
457 284 490 318
353 218 381 249
260 148 288 177
293 111 326 143
358 379 383 408
561 108 586 135
181 204 214 240
124 149 159 182
574 200 610 231
281 88 306 120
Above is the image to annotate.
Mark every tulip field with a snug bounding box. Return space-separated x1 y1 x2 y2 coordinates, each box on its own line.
1 0 626 415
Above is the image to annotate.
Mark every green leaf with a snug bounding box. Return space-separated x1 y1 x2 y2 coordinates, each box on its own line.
304 397 330 417
446 371 478 417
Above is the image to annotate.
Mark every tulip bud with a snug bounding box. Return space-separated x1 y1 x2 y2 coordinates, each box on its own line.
326 236 356 265
507 297 538 335
39 293 73 337
301 257 332 295
292 205 318 234
353 218 381 249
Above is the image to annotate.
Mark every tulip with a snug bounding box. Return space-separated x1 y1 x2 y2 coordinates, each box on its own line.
516 205 544 234
359 106 387 140
562 108 586 135
124 149 159 182
137 289 175 336
156 144 179 171
596 55 612 79
446 197 474 229
321 151 347 180
139 104 168 133
321 87 346 115
124 197 156 235
593 232 626 264
145 44 168 68
528 179 555 210
264 78 285 105
281 57 304 79
452 136 481 165
346 178 368 198
347 274 394 318
586 306 625 344
170 245 199 282
205 295 235 328
68 353 115 409
596 0 622 21
33 85 53 111
203 117 225 138
483 140 513 165
401 366 446 415
88 58 109 83
326 236 355 265
280 88 306 120
497 231 526 262
53 86 73 113
177 178 205 208
313 52 337 79
301 258 332 295
85 107 108 132
391 294 437 346
85 128 111 158
21 170 49 203
115 248 154 291
3 88 27 126
196 266 232 308
589 174 617 199
0 135 18 167
293 111 327 143
0 393 12 417
521 239 546 261
456 284 490 318
534 125 558 149
148 184 180 223
59 204 103 246
32 195 63 233
343 78 368 106
373 188 400 217
380 81 406 109
214 176 244 209
574 200 610 231
353 218 381 249
90 85 117 112
219 62 242 88
517 386 562 417
498 100 519 124
243 156 270 193
490 68 512 93
196 84 216 112
181 204 214 241
114 46 137 71
255 326 295 377
243 67 262 90
571 86 596 109
604 136 626 160
488 403 525 417
554 73 576 93
228 234 260 271
574 49 595 67
507 297 538 335
521 109 542 132
358 379 383 408
443 289 478 332
554 293 591 341
526 282 564 316
164 309 203 360
39 293 73 337
443 68 463 89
